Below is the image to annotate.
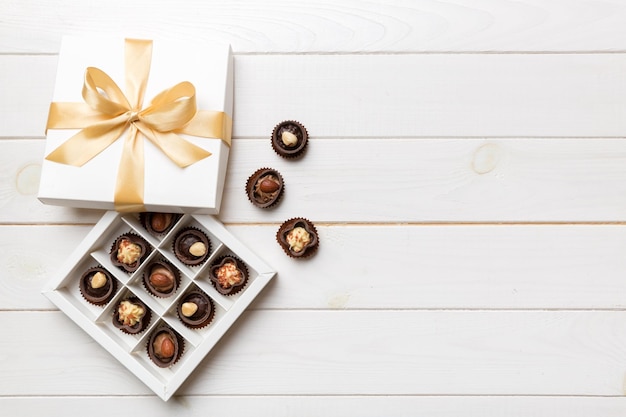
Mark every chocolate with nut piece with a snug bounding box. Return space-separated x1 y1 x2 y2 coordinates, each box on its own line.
246 168 284 208
271 120 308 159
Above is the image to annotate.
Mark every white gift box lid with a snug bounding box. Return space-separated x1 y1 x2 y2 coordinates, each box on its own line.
38 36 233 214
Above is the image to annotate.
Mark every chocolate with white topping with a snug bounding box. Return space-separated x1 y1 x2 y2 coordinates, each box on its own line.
110 233 150 273
286 226 311 253
277 218 319 258
112 297 151 334
209 256 248 295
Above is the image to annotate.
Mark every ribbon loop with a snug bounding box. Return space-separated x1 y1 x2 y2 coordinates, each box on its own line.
83 67 131 115
45 38 232 212
140 82 197 131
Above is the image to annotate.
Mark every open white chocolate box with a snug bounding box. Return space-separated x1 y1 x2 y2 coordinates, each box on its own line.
42 211 276 400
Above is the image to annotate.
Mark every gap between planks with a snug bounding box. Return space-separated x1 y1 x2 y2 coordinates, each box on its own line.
5 222 626 226
7 51 626 57
7 308 626 313
0 394 625 398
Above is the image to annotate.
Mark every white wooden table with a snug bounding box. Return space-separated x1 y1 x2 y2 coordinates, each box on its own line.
3 1 626 415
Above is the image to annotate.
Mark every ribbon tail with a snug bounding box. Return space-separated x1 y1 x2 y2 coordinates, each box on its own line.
45 116 129 166
137 124 211 168
114 125 146 212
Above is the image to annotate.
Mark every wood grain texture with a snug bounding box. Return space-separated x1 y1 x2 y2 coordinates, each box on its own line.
3 0 626 53
4 54 626 139
4 224 626 310
2 1 626 413
2 311 626 396
2 396 626 417
3 138 626 224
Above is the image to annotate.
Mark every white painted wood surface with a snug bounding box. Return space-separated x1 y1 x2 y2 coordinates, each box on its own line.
2 1 626 415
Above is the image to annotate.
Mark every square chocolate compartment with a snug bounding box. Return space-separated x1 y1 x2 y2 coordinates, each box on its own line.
43 211 276 400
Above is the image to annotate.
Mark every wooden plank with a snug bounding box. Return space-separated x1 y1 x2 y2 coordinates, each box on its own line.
0 140 102 224
220 138 626 223
0 225 90 310
233 53 626 138
4 138 626 224
0 56 57 138
2 310 626 396
3 0 626 53
228 223 626 310
3 54 626 139
5 224 626 311
2 396 626 417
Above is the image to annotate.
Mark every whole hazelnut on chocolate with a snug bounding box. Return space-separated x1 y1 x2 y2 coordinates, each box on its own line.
271 120 308 159
177 290 215 329
79 267 117 306
173 228 211 266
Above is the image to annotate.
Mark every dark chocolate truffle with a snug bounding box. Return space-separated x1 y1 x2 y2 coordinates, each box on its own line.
177 290 215 329
271 120 308 159
209 256 248 295
277 217 319 258
246 168 284 208
79 266 117 306
173 228 211 266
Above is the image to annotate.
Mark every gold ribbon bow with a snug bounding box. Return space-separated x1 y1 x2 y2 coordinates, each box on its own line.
45 38 232 212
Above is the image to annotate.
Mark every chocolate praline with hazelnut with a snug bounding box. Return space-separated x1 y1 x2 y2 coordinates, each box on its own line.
173 227 211 266
140 212 179 237
147 325 184 368
271 120 308 159
79 266 117 306
209 256 248 296
143 259 179 298
110 233 150 273
177 290 215 329
246 168 284 208
277 217 319 258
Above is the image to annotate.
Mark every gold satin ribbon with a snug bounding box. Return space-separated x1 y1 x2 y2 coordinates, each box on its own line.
45 38 232 212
